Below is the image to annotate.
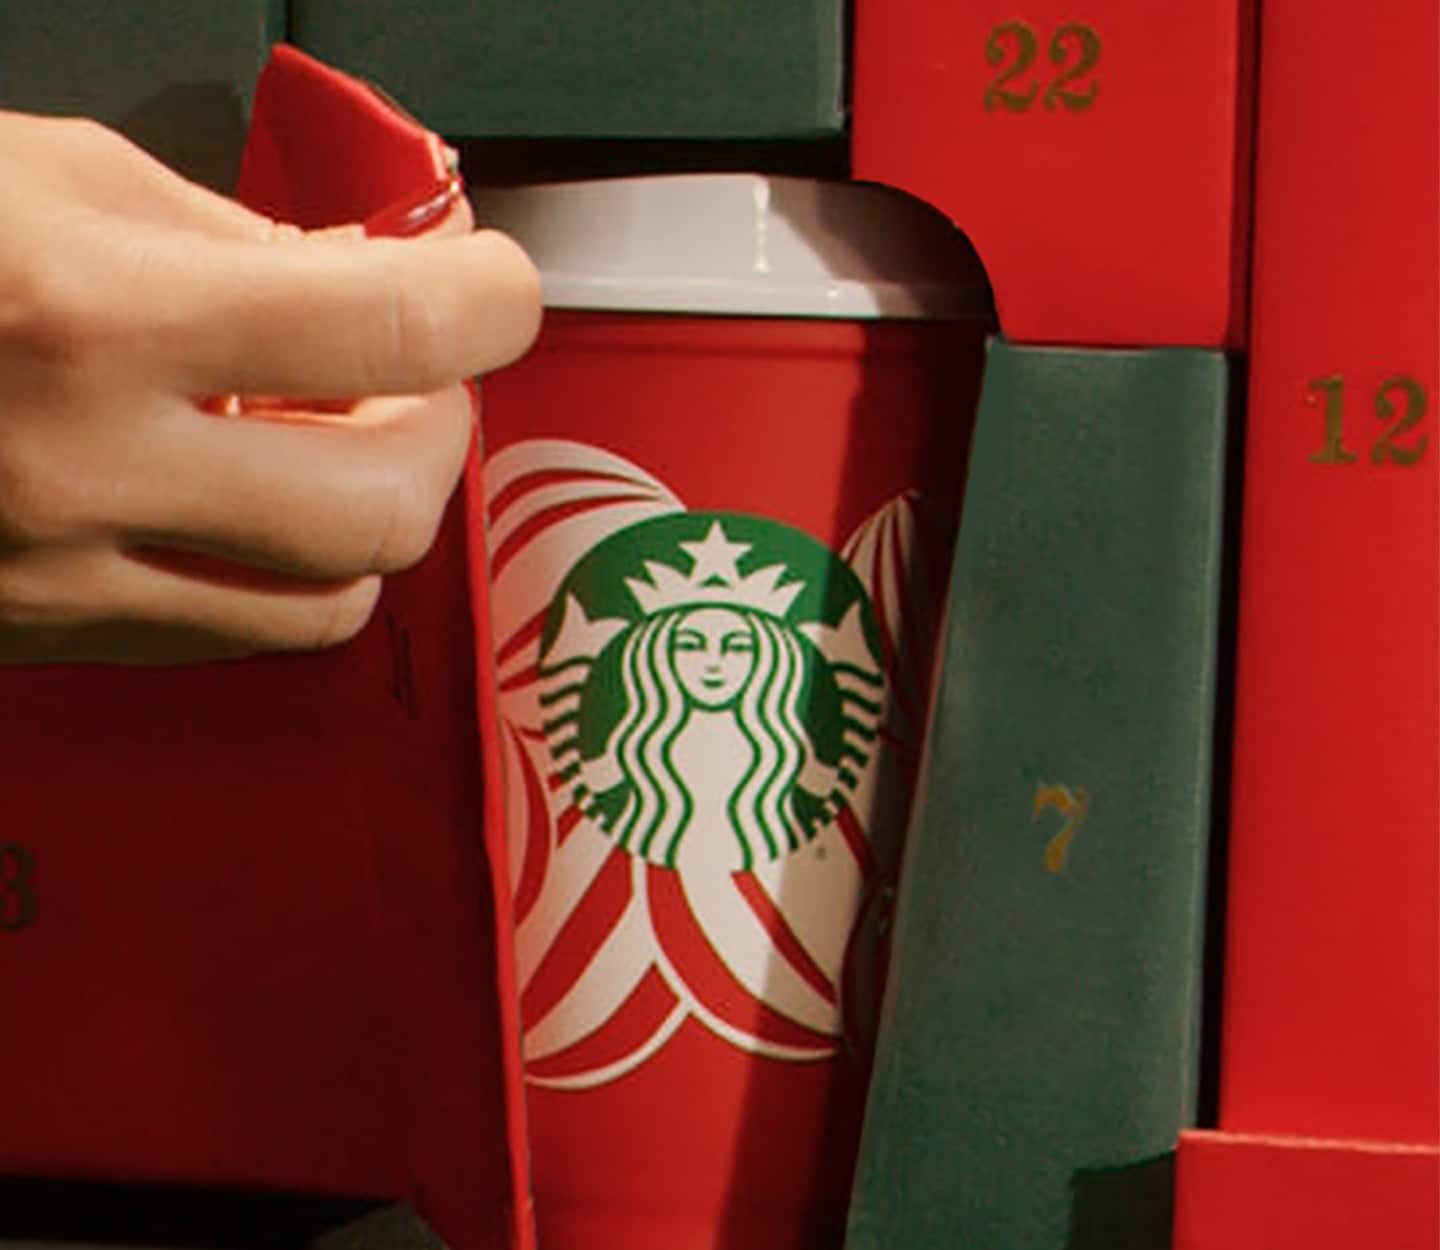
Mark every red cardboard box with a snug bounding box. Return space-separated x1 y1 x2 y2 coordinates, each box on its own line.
852 0 1255 348
1174 1131 1440 1250
0 47 527 1250
1221 0 1439 1147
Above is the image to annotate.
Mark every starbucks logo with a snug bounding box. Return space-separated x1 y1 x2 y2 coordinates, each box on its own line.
485 440 953 1088
542 515 882 876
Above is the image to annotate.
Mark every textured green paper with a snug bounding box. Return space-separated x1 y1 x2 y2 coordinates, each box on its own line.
0 0 284 188
290 0 845 139
846 341 1229 1250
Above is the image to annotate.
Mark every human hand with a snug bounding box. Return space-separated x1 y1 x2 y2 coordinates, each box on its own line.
0 112 540 665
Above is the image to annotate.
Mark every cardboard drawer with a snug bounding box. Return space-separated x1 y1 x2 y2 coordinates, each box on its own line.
289 0 845 139
0 0 283 188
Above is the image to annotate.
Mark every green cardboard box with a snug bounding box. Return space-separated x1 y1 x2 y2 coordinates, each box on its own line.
290 0 846 139
846 341 1231 1250
0 1 284 188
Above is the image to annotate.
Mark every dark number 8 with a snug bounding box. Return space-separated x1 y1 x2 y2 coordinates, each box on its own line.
0 843 37 931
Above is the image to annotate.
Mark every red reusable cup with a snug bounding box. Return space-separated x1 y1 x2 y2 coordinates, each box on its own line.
471 174 992 1249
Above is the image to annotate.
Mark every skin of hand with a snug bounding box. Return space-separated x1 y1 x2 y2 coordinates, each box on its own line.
0 111 541 665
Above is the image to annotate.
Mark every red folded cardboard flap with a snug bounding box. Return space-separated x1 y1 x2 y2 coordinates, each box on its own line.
239 43 454 227
1174 1131 1440 1250
0 44 527 1250
244 50 531 1247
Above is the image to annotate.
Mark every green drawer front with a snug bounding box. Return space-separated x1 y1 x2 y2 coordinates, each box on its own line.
0 0 285 188
846 341 1231 1250
289 0 845 139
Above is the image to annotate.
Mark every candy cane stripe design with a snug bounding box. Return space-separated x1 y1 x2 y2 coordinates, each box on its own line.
732 874 837 1007
514 823 615 991
521 848 633 1030
524 887 655 1062
645 866 835 1057
526 973 686 1090
509 723 554 927
486 441 954 1087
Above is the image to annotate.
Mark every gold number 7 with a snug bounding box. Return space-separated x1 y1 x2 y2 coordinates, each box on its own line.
1033 783 1089 873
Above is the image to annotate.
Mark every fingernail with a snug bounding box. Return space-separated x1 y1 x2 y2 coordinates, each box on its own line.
364 177 465 238
240 396 356 415
196 394 241 416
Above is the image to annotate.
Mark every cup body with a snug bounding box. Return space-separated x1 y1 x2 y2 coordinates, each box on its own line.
479 301 986 1247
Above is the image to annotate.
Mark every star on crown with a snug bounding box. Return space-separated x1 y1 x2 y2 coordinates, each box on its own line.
625 521 804 619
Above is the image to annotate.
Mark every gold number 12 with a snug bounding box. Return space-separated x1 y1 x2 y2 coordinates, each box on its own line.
1308 374 1429 467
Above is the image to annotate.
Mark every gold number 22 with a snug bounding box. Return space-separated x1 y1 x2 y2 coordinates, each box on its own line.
985 22 1102 113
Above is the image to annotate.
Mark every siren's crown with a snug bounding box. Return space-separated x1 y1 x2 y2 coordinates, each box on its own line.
625 521 804 619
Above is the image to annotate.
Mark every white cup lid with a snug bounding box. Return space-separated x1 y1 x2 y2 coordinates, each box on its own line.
470 173 992 321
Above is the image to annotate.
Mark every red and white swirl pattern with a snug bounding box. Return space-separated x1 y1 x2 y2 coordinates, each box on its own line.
485 440 939 1088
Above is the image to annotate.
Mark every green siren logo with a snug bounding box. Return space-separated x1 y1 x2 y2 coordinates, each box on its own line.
541 516 882 876
484 439 951 1089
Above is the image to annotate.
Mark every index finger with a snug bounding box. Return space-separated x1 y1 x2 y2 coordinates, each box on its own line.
97 223 542 398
